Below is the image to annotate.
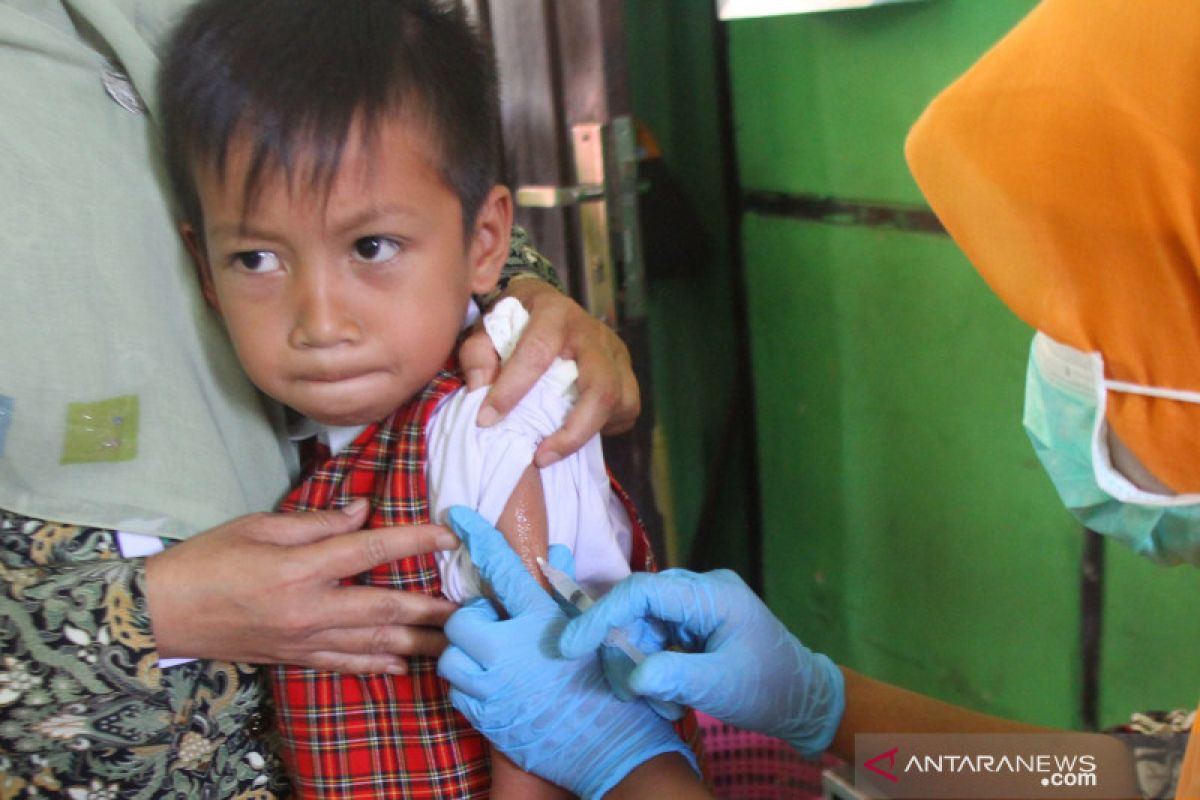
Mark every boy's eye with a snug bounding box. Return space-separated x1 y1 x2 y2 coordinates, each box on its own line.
352 236 402 263
232 250 281 273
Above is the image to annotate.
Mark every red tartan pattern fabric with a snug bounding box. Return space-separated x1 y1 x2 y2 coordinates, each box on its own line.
273 367 487 799
271 364 702 797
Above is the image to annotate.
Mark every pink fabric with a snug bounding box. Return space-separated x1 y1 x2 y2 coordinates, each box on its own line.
697 711 841 800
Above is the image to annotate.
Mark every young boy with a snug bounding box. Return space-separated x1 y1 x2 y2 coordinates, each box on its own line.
157 0 693 797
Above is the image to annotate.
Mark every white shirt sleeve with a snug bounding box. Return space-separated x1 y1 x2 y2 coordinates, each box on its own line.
426 298 633 602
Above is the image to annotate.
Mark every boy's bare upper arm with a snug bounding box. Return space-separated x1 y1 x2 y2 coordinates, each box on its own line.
489 469 570 800
493 465 550 594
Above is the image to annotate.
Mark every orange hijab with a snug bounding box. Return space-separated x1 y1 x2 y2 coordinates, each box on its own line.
906 0 1200 493
1181 716 1200 799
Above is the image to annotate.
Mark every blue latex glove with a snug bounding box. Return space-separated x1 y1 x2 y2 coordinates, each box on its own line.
598 617 684 720
437 507 699 799
531 546 680 717
560 568 845 759
538 555 684 722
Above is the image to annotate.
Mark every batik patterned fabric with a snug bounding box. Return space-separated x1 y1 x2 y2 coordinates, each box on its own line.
1106 709 1196 800
0 509 290 799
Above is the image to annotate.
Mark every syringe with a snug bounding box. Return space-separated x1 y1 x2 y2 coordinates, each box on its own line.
538 557 684 720
536 557 645 665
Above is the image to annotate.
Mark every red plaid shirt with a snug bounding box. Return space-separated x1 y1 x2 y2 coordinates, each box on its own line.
271 366 672 798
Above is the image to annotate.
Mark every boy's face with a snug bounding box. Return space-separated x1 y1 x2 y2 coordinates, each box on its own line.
186 116 511 426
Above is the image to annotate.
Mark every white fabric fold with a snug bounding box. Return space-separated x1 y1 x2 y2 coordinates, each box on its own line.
427 298 631 601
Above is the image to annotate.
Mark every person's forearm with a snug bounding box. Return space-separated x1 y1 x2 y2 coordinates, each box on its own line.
831 668 1139 796
2 556 159 682
830 667 1051 761
604 753 712 800
145 506 456 671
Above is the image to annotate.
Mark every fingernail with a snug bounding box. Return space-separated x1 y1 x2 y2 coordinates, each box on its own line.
477 405 500 428
465 369 487 390
536 450 562 468
437 531 460 550
343 498 369 516
385 661 408 676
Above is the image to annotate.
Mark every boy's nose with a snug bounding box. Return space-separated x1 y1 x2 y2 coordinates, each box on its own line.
289 270 359 348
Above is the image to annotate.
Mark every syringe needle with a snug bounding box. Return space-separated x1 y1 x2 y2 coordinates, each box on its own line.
537 556 593 617
536 557 679 720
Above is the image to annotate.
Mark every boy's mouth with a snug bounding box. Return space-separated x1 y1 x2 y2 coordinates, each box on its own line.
297 363 381 384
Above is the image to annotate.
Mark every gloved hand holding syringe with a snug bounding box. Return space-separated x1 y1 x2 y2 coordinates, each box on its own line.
536 555 683 720
440 505 845 771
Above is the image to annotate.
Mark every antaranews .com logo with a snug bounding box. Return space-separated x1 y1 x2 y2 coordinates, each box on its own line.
854 734 1146 799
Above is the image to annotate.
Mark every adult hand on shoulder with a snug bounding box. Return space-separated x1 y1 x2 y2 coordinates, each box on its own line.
561 569 846 759
145 499 459 674
458 278 639 466
437 507 697 800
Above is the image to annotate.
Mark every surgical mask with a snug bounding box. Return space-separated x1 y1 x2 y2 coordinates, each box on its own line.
1023 332 1200 566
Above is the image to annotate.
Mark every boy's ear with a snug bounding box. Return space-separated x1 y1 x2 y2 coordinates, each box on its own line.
181 223 220 312
466 185 514 295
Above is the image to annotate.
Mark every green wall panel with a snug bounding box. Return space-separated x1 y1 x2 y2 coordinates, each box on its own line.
729 0 1035 202
733 0 1200 729
743 215 1085 726
625 0 1200 733
1100 545 1200 724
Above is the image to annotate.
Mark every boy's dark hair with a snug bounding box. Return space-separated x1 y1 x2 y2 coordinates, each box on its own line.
159 0 500 234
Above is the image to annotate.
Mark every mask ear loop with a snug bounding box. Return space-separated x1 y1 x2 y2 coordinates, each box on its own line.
1088 352 1200 506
